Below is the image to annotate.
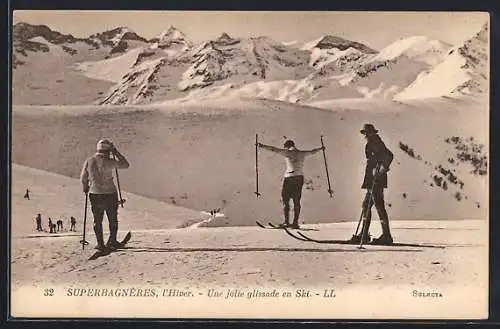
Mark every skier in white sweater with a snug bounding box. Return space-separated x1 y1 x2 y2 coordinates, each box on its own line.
257 139 324 229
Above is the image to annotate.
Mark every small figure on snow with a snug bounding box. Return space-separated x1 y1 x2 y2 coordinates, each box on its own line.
35 213 43 231
209 208 221 216
24 189 30 200
70 216 76 232
81 139 130 252
351 124 394 245
56 219 63 232
257 139 324 229
48 217 54 233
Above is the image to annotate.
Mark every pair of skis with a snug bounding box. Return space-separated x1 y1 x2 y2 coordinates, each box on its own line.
256 221 319 232
263 223 445 249
256 221 347 243
254 134 333 198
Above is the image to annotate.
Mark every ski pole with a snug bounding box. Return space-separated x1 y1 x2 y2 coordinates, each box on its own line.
113 153 125 207
355 188 374 237
80 193 89 250
353 203 365 237
320 136 333 198
255 133 261 197
358 194 374 249
354 177 377 237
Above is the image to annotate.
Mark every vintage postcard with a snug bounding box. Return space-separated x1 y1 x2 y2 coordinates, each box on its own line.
10 11 489 319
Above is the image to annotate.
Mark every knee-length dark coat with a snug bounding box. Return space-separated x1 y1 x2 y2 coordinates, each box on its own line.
362 134 394 189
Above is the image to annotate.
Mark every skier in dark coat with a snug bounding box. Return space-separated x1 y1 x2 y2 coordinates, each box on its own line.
48 217 54 233
257 139 324 228
56 219 63 232
70 216 76 232
35 213 42 231
351 124 394 245
80 139 130 252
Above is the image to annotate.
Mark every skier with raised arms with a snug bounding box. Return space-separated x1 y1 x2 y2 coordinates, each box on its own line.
257 139 324 229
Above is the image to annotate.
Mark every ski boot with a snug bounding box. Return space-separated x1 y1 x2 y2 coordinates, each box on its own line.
348 233 371 244
371 234 393 245
94 243 108 252
106 240 126 251
371 220 393 245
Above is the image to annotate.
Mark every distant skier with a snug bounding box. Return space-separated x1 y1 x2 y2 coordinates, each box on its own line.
70 216 76 232
48 217 54 233
351 124 394 245
80 139 130 252
35 213 42 231
56 219 63 232
257 139 324 229
24 189 30 200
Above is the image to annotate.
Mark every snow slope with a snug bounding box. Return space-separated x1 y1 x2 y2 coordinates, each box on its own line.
175 79 316 104
11 162 487 318
327 36 452 100
369 36 450 66
11 166 488 317
27 36 68 57
11 218 487 319
393 52 472 100
12 164 210 237
395 23 488 100
75 47 145 83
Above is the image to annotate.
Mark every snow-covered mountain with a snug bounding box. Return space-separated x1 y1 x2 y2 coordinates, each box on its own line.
13 22 93 68
368 36 451 66
13 23 150 65
99 56 173 105
12 22 488 105
156 26 192 48
316 36 453 100
11 23 128 105
304 36 376 75
177 35 312 92
302 35 376 52
395 23 488 100
13 22 87 46
88 27 149 56
98 33 314 105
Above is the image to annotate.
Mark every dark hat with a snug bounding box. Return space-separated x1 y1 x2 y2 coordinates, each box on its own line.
360 123 379 135
283 140 295 149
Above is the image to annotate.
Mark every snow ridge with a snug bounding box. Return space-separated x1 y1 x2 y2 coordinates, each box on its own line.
394 24 488 100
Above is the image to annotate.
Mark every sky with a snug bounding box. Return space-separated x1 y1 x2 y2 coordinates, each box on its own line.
13 11 488 50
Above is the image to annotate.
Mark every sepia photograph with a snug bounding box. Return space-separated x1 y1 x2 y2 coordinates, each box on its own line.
10 10 489 319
